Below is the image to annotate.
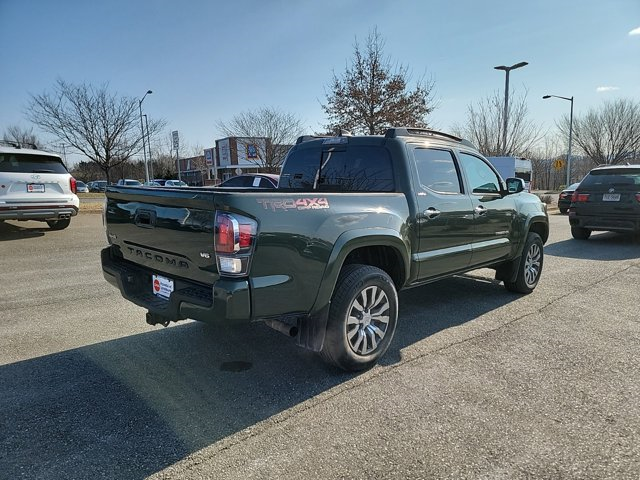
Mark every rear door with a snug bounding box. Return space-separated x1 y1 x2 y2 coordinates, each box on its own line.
457 151 517 267
411 147 475 279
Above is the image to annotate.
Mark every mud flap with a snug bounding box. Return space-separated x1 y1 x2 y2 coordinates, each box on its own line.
296 304 330 352
495 256 520 284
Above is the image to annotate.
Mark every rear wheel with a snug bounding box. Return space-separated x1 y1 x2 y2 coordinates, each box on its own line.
504 232 543 294
320 264 398 372
571 226 591 240
46 218 71 230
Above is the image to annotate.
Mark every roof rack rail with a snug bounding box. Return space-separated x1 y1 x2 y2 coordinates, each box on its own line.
0 139 39 149
296 135 330 144
384 127 476 149
295 129 352 144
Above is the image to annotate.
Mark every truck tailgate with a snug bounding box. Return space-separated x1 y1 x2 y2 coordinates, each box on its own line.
105 186 219 286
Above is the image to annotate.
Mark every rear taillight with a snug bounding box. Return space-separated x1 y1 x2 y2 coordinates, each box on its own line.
571 192 589 202
214 212 257 275
70 177 77 194
636 193 640 203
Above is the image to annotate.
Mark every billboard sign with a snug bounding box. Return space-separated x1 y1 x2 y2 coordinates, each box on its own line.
204 148 214 166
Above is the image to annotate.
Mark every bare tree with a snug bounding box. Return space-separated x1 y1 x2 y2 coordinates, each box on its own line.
526 135 565 190
322 28 436 135
453 89 542 157
3 125 40 147
558 98 640 166
26 79 165 182
217 107 304 173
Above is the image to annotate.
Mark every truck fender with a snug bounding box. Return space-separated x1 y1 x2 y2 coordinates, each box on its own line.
496 214 548 284
297 228 410 352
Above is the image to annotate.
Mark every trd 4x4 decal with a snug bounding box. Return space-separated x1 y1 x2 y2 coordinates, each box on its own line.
257 198 329 211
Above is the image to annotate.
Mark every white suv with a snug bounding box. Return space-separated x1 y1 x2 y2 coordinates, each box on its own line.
0 142 80 230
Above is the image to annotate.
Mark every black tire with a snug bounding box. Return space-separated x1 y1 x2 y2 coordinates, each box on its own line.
46 218 71 230
571 226 591 240
559 207 568 214
320 264 398 372
504 232 544 294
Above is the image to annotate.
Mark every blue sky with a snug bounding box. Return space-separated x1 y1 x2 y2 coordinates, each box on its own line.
1 0 638 161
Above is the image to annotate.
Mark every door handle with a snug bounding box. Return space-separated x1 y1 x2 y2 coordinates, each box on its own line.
423 207 441 219
474 205 487 216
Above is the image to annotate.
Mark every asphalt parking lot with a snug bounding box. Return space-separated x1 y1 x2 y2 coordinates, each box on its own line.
0 213 639 479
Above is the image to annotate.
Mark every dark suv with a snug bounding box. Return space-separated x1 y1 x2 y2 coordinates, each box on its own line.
568 165 640 240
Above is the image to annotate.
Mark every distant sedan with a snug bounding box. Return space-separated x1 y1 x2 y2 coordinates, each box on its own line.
164 180 188 187
76 181 89 193
558 182 581 214
218 173 279 189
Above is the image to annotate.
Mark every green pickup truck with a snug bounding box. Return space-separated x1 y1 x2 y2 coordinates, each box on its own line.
102 128 548 371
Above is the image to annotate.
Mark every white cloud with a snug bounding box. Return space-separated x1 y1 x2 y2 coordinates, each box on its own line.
629 27 640 35
596 86 620 92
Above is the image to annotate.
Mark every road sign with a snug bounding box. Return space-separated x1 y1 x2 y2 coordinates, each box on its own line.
553 159 565 170
172 130 179 150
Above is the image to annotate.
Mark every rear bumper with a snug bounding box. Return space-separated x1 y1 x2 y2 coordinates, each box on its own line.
101 247 251 324
569 212 640 232
0 204 78 221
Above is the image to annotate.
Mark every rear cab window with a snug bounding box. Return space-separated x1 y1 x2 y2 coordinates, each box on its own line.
279 145 395 192
0 153 68 174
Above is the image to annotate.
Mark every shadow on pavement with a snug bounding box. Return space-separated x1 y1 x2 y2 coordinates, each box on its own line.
0 220 47 240
546 231 640 261
0 275 516 479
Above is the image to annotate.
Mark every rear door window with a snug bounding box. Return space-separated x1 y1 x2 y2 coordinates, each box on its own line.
412 148 462 194
0 153 68 173
280 146 394 192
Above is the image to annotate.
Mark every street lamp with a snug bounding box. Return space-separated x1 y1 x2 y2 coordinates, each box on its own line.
138 90 152 182
494 61 528 155
143 114 153 179
543 94 574 186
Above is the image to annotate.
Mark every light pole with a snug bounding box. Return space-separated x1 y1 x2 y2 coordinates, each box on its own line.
143 114 153 180
543 94 574 186
138 90 152 182
494 61 528 155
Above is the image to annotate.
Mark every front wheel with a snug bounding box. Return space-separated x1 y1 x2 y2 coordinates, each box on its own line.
320 264 398 372
504 232 543 294
571 226 591 240
46 218 71 230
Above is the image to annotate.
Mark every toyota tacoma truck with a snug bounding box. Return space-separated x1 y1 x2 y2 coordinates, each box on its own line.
101 128 549 371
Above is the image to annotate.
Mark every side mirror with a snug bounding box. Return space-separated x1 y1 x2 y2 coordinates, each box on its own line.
505 177 525 194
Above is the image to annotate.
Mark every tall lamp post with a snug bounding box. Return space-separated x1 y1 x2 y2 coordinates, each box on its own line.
138 90 152 182
143 114 153 180
494 61 528 155
543 94 574 186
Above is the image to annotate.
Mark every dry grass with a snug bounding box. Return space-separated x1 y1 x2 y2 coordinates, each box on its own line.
79 201 105 213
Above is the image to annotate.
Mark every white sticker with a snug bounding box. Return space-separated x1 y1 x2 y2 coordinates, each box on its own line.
152 274 174 299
